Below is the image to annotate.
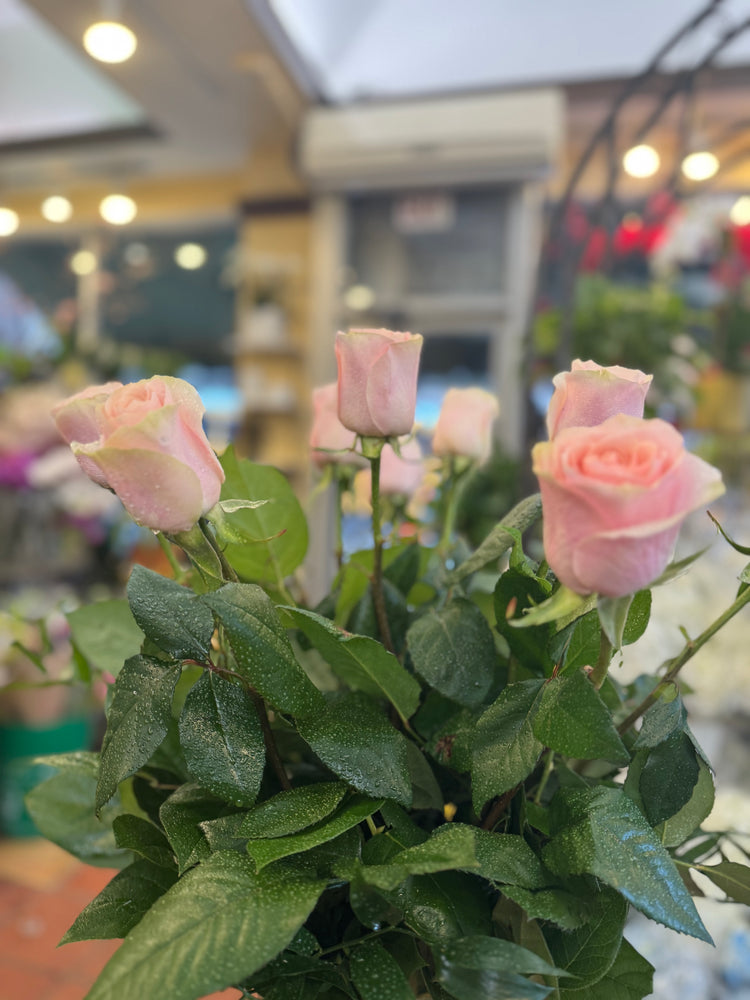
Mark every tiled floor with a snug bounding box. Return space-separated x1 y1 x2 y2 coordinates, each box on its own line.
0 838 243 1000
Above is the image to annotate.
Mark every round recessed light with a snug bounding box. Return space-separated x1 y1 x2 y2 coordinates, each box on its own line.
730 196 750 227
622 144 660 179
41 195 73 224
100 194 137 226
344 284 376 311
0 207 19 237
682 151 719 182
83 21 137 64
174 242 207 270
70 250 98 276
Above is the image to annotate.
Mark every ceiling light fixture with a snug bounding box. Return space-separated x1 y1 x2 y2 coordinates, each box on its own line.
70 250 98 276
100 193 137 225
681 151 719 182
174 243 208 270
730 196 750 227
622 144 660 179
83 0 137 64
0 207 19 237
41 195 73 223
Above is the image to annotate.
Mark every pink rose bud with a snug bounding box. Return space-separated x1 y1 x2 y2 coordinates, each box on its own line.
335 328 423 437
532 414 724 597
546 359 652 439
432 387 500 464
349 438 426 511
380 437 425 497
309 383 359 467
52 375 225 534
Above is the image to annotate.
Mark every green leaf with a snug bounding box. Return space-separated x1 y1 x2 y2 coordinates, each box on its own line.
393 870 493 945
697 860 750 904
439 935 566 977
282 607 420 722
544 886 626 989
245 795 379 870
638 732 699 826
465 827 548 889
406 599 497 709
297 692 412 806
112 814 176 869
551 610 601 675
24 752 130 868
472 679 545 811
448 494 543 584
596 595 634 649
159 784 234 874
179 671 265 807
657 757 715 848
84 852 325 1000
219 447 308 584
61 860 177 943
240 782 348 839
435 959 552 1000
356 824 478 891
67 599 144 679
561 937 654 999
203 583 322 718
96 655 182 812
542 787 712 942
532 671 629 764
405 741 443 810
500 885 591 931
494 572 554 676
621 590 651 645
632 691 686 748
349 940 414 1000
126 565 214 661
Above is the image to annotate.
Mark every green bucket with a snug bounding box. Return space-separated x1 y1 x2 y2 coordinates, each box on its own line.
0 717 93 838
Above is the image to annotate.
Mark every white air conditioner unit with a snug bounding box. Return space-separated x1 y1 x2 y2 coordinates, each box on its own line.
298 89 565 191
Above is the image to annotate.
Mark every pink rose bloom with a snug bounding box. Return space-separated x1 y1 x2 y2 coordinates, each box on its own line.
52 375 225 534
532 414 724 597
380 437 425 496
309 383 359 467
432 387 499 464
335 328 423 437
547 359 652 438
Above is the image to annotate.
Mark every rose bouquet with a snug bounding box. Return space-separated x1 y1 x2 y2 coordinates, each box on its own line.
25 336 750 1000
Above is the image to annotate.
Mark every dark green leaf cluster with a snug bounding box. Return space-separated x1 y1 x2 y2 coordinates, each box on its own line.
25 455 750 1000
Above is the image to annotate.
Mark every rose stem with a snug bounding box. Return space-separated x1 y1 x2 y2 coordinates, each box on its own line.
590 631 613 689
480 785 520 831
156 532 185 580
369 452 395 654
618 581 750 736
247 685 292 791
335 470 345 571
438 457 459 554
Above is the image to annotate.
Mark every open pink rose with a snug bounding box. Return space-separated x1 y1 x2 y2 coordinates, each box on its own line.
547 359 652 438
432 387 499 464
532 414 724 597
52 375 224 534
335 328 423 437
309 383 359 467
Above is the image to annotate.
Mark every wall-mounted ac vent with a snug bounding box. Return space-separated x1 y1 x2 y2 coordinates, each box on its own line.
298 89 564 191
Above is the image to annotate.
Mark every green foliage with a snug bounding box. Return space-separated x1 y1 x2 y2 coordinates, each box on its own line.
67 599 144 679
219 447 308 586
27 394 750 1000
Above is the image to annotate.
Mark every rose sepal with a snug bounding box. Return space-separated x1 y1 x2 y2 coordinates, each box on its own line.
508 584 591 629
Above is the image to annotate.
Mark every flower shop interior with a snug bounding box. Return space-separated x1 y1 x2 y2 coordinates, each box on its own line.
2 1 750 998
